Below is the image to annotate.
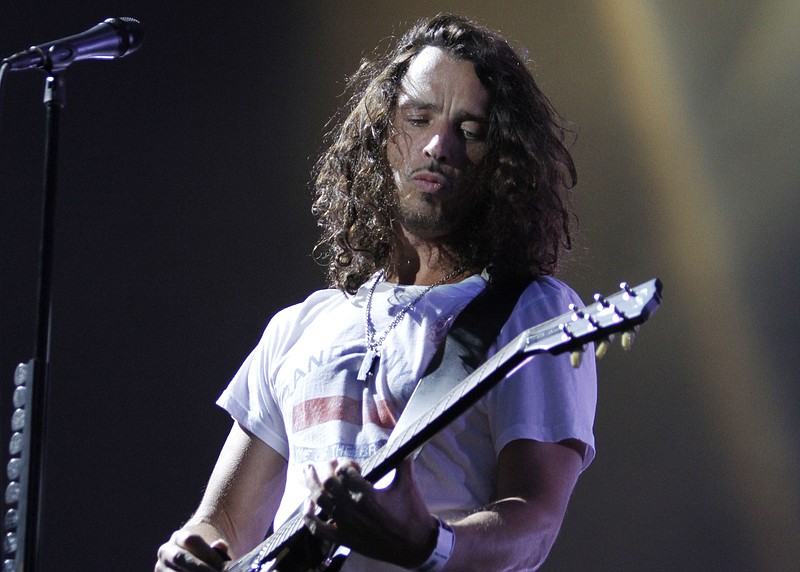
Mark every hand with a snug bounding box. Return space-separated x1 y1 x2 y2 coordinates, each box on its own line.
302 457 438 568
155 529 230 572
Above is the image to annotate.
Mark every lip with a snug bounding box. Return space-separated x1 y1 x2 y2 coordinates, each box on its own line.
411 171 450 192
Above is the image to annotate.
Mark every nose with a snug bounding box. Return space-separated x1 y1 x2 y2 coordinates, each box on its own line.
423 131 456 163
423 134 443 161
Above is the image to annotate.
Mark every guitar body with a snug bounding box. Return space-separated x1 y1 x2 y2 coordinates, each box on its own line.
227 279 663 572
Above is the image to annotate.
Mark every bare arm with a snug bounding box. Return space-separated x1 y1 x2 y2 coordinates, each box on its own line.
155 422 288 571
446 438 583 570
304 438 583 571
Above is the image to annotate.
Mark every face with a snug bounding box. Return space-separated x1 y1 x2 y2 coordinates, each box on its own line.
387 46 490 240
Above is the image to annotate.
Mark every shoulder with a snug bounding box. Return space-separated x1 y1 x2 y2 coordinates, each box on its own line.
271 287 348 324
515 276 583 318
258 287 349 349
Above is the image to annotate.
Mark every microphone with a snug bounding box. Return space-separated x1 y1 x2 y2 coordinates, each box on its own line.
2 17 144 72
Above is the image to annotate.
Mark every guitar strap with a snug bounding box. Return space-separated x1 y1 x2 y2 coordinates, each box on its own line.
387 274 530 446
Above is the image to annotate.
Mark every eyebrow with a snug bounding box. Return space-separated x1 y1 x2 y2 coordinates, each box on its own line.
397 98 488 123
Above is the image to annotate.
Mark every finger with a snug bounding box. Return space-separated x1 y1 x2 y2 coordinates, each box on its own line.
334 459 361 475
304 462 340 492
323 469 354 499
156 553 183 572
303 499 340 541
157 541 221 572
334 460 362 482
304 464 340 517
155 560 182 571
158 557 191 572
336 464 372 497
303 464 330 503
176 532 228 570
303 497 323 519
210 540 231 563
307 461 360 515
303 463 322 491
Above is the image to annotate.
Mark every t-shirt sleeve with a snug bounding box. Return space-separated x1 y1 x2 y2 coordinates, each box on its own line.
485 277 598 470
216 317 291 459
215 289 344 460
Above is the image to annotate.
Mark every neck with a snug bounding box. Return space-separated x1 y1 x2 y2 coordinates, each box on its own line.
386 262 468 286
384 225 474 286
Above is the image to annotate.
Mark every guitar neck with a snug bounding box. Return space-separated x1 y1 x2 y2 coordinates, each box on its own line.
360 328 536 482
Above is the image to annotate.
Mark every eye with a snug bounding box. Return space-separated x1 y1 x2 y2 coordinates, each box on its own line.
406 116 428 126
460 122 486 141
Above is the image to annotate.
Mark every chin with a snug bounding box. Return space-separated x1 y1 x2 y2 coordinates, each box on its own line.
398 215 456 239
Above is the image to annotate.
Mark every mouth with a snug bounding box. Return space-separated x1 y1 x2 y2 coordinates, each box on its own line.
410 170 451 193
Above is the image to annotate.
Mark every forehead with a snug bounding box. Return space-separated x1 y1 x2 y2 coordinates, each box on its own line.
397 46 489 115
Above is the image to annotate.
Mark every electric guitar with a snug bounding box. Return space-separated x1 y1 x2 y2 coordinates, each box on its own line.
227 278 663 572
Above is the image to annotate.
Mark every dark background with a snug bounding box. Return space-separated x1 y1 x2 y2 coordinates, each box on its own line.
2 2 798 571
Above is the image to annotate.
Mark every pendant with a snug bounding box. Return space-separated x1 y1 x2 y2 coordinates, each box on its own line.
357 348 378 382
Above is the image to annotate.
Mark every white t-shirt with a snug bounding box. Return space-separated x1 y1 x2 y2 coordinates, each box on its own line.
217 273 597 571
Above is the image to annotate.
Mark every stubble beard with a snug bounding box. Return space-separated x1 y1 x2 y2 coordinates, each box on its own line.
392 166 482 240
395 192 458 237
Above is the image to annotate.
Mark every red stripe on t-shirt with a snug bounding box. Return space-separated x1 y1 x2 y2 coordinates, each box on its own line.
292 396 396 432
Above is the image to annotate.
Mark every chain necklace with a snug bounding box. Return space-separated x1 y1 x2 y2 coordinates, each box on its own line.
356 267 465 382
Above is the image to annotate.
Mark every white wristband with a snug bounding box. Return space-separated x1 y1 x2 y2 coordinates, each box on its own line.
415 517 455 572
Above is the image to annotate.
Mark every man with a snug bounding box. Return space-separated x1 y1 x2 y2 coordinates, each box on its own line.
156 13 596 571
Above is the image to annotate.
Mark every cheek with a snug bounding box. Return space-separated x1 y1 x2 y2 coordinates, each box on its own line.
466 143 488 167
385 141 404 197
387 136 410 177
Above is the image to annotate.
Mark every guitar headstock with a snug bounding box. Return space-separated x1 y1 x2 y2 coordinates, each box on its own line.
522 278 662 365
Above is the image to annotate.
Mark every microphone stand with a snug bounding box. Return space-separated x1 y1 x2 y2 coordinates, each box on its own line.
23 71 64 572
2 23 142 571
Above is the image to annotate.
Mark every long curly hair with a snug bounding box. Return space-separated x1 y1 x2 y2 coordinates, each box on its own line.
312 13 577 294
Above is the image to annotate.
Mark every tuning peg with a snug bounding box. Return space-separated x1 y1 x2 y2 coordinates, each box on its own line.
595 339 611 359
570 350 583 368
621 330 635 350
